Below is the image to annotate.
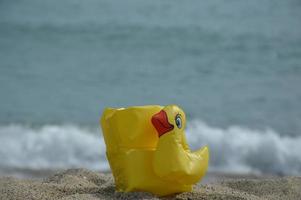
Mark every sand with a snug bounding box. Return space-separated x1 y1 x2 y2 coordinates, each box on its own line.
0 169 300 200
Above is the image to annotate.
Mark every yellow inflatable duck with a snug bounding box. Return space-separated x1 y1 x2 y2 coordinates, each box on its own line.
100 105 209 196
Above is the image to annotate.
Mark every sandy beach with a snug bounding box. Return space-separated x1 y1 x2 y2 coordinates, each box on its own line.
0 169 300 200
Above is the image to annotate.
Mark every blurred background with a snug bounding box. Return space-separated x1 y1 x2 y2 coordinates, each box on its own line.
0 0 301 177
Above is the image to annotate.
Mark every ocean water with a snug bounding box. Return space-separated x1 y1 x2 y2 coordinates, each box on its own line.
0 0 301 175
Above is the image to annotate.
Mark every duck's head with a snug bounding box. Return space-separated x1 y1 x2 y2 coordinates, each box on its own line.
151 105 186 137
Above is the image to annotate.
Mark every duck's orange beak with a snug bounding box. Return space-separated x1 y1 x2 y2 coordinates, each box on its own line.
151 110 174 137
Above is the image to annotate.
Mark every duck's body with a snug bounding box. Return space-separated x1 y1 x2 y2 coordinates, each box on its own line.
100 105 209 196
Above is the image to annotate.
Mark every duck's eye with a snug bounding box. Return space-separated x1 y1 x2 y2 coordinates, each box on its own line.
175 114 182 129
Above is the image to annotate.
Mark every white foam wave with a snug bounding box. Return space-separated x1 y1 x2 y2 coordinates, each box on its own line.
0 122 300 175
186 120 301 175
0 124 108 171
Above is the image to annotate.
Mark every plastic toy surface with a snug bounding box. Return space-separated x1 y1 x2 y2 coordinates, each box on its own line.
100 105 209 196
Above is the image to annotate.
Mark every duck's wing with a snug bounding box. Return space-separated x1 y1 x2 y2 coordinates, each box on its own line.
152 133 209 185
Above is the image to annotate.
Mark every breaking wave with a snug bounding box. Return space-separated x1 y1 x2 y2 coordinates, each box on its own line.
186 120 301 175
0 121 300 175
0 124 107 170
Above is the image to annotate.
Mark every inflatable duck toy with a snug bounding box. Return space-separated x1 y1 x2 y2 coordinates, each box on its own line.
100 105 209 196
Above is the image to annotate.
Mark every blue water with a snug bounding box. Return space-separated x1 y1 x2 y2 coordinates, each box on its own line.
0 0 301 175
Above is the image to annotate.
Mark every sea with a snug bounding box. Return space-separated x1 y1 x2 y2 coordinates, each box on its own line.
0 0 301 176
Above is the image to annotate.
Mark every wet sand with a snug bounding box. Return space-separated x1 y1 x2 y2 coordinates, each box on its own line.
0 168 300 200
